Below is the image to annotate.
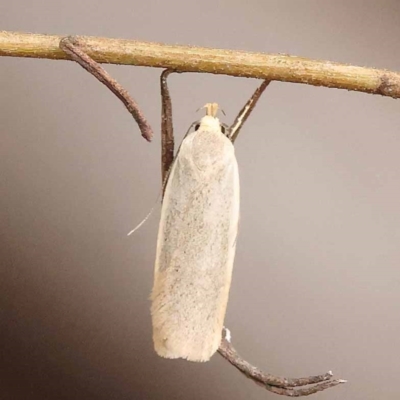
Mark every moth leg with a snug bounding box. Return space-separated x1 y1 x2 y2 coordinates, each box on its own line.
160 69 176 183
228 79 271 143
59 36 153 142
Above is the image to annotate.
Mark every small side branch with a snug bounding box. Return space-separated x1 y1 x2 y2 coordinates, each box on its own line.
59 37 153 141
229 79 271 143
218 334 346 397
160 69 175 182
1 30 400 98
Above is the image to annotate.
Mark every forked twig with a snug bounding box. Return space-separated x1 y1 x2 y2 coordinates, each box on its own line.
218 334 346 397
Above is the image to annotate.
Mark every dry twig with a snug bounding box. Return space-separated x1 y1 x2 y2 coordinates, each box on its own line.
59 36 153 141
218 334 346 397
1 30 400 98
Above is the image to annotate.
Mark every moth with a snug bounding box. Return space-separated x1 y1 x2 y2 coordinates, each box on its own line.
152 77 270 362
152 102 239 361
59 37 270 362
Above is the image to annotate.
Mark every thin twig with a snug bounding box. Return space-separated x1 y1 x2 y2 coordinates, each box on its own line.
1 30 400 98
218 336 346 397
59 36 153 141
160 69 175 182
229 79 272 143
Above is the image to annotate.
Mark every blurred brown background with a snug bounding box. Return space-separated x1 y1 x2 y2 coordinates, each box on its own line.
1 1 400 399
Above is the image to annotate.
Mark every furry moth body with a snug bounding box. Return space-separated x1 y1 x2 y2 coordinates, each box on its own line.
151 104 239 362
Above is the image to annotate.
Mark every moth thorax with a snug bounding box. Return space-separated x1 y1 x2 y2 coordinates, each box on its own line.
198 115 221 132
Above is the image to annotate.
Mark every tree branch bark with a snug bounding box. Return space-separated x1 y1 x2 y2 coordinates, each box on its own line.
1 30 400 98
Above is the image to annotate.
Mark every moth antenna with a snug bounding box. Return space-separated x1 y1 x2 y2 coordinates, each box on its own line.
127 162 174 236
128 120 200 236
127 192 161 236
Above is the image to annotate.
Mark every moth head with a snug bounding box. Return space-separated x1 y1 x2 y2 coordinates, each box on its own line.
195 103 227 135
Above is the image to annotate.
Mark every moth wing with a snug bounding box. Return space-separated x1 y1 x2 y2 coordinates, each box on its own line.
151 129 239 362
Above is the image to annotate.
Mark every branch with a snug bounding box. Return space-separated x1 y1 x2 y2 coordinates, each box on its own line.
1 30 400 98
218 333 346 397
